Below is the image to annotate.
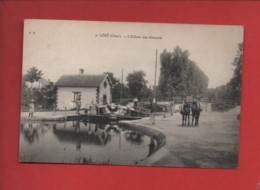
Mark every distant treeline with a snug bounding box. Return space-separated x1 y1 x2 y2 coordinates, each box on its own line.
207 43 243 103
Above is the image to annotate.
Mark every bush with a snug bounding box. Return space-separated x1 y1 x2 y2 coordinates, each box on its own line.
211 102 237 112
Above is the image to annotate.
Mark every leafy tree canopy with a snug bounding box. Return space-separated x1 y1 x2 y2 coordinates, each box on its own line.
126 70 150 99
24 67 43 85
159 46 209 98
229 43 243 93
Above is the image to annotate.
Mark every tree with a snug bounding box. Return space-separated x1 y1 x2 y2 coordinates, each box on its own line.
206 43 243 102
24 67 43 100
41 82 58 109
21 76 30 108
139 85 153 99
159 46 208 98
228 43 243 100
126 70 149 99
24 67 43 88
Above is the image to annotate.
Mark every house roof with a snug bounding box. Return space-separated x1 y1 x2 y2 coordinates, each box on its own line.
55 74 109 87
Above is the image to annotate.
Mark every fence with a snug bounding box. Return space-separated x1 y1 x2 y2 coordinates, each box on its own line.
113 97 240 112
113 97 240 105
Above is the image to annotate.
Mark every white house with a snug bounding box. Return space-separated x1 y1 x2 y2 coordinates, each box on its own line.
55 70 113 110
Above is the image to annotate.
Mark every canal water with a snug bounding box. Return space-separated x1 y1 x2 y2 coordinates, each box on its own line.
19 120 158 165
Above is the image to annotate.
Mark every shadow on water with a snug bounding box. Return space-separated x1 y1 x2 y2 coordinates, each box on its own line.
176 124 199 128
20 119 159 165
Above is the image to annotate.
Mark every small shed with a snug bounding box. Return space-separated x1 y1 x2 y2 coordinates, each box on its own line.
55 70 112 110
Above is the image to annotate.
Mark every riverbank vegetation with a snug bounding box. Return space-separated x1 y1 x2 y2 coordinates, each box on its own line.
21 67 57 111
207 43 243 111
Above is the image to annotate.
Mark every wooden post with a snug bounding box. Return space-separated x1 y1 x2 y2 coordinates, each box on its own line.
120 68 123 100
154 49 157 103
152 49 158 125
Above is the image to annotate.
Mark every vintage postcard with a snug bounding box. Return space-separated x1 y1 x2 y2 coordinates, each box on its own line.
20 19 244 168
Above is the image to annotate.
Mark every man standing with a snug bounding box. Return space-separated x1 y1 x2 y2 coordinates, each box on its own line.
76 94 81 115
28 100 35 117
170 100 175 116
133 98 138 109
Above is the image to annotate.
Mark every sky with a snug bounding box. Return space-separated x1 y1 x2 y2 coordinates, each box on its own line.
22 19 244 88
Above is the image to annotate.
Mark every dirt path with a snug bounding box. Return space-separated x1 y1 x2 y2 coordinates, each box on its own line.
129 107 241 168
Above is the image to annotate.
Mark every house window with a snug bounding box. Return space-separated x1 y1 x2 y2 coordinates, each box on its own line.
103 81 107 89
73 92 81 102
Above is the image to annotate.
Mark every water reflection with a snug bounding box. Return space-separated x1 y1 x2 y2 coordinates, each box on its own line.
125 132 144 145
52 120 112 150
23 123 39 144
20 120 158 165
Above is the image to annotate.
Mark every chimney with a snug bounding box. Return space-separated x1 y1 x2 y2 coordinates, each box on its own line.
79 69 84 75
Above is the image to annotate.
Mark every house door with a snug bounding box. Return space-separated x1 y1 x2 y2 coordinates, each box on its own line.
103 95 107 105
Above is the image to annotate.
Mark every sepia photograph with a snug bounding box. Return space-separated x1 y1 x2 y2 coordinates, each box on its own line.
20 19 244 168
